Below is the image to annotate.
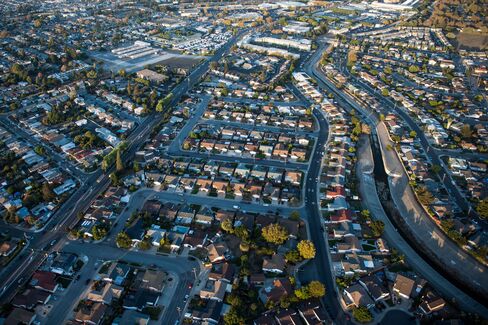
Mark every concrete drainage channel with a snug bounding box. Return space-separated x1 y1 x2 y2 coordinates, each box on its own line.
366 134 488 314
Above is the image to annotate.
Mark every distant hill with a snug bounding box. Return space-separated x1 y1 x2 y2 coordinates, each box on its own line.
424 0 487 31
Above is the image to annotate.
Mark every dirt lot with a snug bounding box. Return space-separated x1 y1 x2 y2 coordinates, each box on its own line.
456 32 488 50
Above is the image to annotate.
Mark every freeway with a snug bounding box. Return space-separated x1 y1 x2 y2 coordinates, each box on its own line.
0 29 246 305
309 40 488 309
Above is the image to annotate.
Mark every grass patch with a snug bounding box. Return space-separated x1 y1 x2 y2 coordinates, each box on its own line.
388 261 412 273
189 247 208 260
57 276 73 288
98 262 112 274
361 244 376 252
142 306 162 320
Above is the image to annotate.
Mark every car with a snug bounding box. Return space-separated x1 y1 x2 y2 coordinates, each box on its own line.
188 283 193 289
50 239 57 246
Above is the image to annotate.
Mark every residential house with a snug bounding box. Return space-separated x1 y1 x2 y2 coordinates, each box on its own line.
393 274 415 300
262 254 286 274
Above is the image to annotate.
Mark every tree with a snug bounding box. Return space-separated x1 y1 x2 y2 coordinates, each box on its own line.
294 287 310 300
262 223 289 245
381 88 389 96
476 200 488 219
460 124 472 139
353 306 373 323
347 50 357 68
285 249 302 264
370 220 385 237
223 308 245 325
307 281 326 298
234 225 249 241
409 130 417 138
116 232 132 249
139 239 151 250
92 225 108 241
289 210 301 221
297 240 316 259
221 218 234 233
431 164 442 174
295 281 326 300
42 183 55 202
417 186 434 206
116 150 124 173
155 99 164 112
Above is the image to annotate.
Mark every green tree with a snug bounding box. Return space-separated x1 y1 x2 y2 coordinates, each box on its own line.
307 281 326 298
431 164 442 174
297 240 316 259
285 249 302 264
116 232 132 249
138 239 151 250
353 306 373 323
289 210 301 221
262 223 289 245
116 149 124 173
370 220 385 237
42 183 55 202
92 225 108 241
409 130 417 138
221 218 234 233
476 200 488 219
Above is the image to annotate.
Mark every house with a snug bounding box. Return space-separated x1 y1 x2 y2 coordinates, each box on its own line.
195 206 214 225
254 311 278 325
278 218 299 239
298 300 328 325
103 263 131 285
209 262 235 283
336 236 360 253
259 278 293 305
176 204 195 224
284 171 302 185
75 301 107 325
12 288 51 310
262 253 286 274
343 284 374 309
50 253 77 275
0 239 18 256
190 299 223 324
207 242 229 263
87 282 124 304
199 279 227 301
114 310 150 325
5 308 36 325
125 219 146 245
393 274 415 300
419 291 446 314
183 230 208 249
275 309 301 324
30 271 59 293
359 275 390 302
140 269 165 293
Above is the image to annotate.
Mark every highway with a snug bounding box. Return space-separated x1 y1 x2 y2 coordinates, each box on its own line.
0 29 246 305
